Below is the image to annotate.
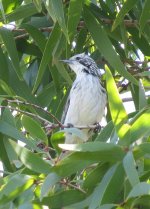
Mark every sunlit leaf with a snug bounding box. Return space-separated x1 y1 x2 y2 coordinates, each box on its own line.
0 28 22 79
105 65 129 140
83 5 138 85
112 0 138 31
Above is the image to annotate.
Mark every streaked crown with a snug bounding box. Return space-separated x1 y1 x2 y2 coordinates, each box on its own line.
62 53 100 76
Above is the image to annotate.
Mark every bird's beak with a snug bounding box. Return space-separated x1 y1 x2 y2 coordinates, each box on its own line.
60 59 73 64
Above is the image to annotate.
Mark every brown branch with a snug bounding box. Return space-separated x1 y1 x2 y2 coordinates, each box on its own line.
11 18 150 40
73 19 143 28
7 99 64 128
13 26 53 40
60 179 86 194
0 105 51 125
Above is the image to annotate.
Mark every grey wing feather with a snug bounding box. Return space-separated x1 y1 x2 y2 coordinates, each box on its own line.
61 94 70 124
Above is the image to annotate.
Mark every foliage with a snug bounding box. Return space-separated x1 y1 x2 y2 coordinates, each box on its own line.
0 0 150 208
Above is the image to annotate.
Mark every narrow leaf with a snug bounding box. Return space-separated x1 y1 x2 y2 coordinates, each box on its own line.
55 59 72 85
130 109 150 143
98 204 116 209
123 151 140 187
67 0 83 41
0 28 22 79
21 115 48 143
33 22 61 92
112 0 138 31
95 121 114 142
139 0 150 33
105 65 129 139
47 0 68 41
23 24 47 52
5 3 38 22
8 140 51 174
33 0 42 12
0 175 34 204
89 164 118 209
40 173 60 200
139 79 147 110
127 182 150 199
83 5 138 85
36 190 86 208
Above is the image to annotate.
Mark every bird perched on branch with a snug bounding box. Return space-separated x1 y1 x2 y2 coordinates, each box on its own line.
61 53 107 144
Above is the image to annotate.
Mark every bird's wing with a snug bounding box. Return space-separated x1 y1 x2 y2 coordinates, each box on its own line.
61 94 70 124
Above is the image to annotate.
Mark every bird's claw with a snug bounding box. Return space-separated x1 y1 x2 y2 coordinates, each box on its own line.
93 123 101 133
66 123 74 128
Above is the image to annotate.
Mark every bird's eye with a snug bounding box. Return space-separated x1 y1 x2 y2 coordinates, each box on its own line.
76 57 80 60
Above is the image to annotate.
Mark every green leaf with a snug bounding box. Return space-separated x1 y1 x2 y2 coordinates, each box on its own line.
8 140 51 174
0 28 22 80
0 135 14 172
139 143 150 155
36 190 86 208
139 0 150 33
33 22 61 92
139 79 147 110
53 142 124 177
23 24 47 52
123 151 140 187
0 120 27 143
83 5 138 85
0 40 9 82
0 79 15 96
51 132 65 154
59 141 123 154
75 28 87 54
33 0 42 12
130 109 150 143
55 61 72 86
67 0 83 41
46 0 68 41
21 115 48 143
89 164 123 209
138 71 150 76
0 174 34 204
40 173 60 200
5 3 38 22
105 65 129 139
83 163 110 192
60 127 88 141
112 0 138 31
95 121 114 142
127 182 150 199
98 204 116 209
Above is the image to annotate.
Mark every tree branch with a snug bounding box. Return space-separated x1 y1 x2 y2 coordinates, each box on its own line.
7 99 64 128
12 18 150 40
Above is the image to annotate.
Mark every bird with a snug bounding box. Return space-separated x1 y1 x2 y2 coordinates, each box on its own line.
61 53 107 144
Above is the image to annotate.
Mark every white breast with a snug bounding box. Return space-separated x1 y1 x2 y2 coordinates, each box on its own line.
64 73 106 126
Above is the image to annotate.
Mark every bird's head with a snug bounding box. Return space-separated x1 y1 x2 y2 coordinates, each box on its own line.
61 53 100 76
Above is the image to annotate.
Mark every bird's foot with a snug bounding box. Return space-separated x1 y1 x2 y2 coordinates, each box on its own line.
66 123 74 128
93 123 101 133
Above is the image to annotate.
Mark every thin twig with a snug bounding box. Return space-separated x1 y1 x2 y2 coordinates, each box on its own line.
60 180 86 194
0 105 51 125
11 18 150 40
7 99 64 128
0 170 12 175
